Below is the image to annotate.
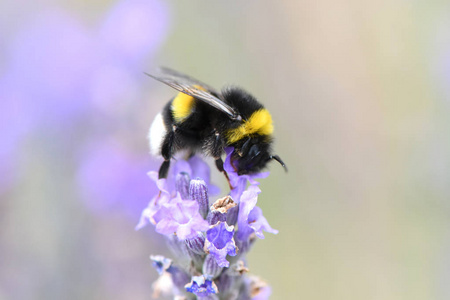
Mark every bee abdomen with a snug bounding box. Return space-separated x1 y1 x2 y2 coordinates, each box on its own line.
148 112 167 157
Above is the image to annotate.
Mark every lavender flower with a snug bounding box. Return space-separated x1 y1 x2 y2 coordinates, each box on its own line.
139 149 278 299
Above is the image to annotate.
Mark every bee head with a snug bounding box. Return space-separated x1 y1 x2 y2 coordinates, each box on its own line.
232 138 287 175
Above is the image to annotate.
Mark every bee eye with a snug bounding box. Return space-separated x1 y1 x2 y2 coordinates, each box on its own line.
239 138 252 157
248 144 261 160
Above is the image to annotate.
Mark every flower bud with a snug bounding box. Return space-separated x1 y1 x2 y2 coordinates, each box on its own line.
189 178 209 218
175 172 190 200
185 233 206 255
202 254 223 280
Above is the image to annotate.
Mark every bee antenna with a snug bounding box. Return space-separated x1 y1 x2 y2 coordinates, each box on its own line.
270 155 288 172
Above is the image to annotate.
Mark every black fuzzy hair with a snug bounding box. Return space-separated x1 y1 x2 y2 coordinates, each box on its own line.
221 86 264 120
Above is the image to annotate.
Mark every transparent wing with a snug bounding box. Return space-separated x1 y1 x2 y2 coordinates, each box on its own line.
157 67 220 95
145 68 241 120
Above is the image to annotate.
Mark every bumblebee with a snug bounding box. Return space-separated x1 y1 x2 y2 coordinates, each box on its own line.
146 67 286 179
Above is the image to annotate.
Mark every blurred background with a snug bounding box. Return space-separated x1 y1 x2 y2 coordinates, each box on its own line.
1 0 450 299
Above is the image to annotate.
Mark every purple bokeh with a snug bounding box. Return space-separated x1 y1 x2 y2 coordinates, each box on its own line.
6 9 96 126
76 139 158 218
98 0 169 66
1 0 170 211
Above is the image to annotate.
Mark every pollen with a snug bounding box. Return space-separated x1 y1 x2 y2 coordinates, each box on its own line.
226 109 273 144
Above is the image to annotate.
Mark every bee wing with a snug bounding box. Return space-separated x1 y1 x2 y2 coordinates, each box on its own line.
157 67 220 95
145 68 241 120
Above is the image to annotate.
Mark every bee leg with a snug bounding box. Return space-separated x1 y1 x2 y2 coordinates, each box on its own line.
212 130 233 190
215 157 232 190
158 160 171 179
214 157 225 172
158 125 176 179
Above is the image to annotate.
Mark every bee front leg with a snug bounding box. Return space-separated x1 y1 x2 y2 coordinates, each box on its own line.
159 125 176 179
215 157 232 190
212 130 233 190
158 161 171 179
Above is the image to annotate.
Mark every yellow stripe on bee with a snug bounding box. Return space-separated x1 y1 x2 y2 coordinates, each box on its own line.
226 109 273 144
171 85 205 122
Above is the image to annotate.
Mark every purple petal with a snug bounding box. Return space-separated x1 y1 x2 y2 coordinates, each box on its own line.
153 194 209 239
248 206 279 239
150 255 172 275
207 222 234 249
176 225 194 241
205 222 237 268
236 185 278 241
155 218 179 236
135 171 171 229
172 160 193 179
188 155 220 195
223 147 241 189
223 147 269 203
148 171 170 196
188 155 210 181
236 185 260 240
185 275 218 297
135 206 152 230
164 159 192 193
